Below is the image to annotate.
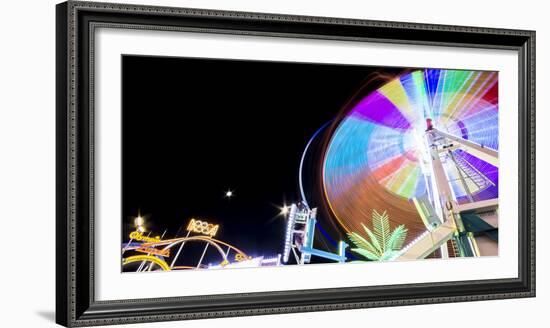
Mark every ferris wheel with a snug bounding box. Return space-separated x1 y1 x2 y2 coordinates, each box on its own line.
322 69 499 259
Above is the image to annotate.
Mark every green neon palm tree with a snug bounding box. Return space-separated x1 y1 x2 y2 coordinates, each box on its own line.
347 210 408 261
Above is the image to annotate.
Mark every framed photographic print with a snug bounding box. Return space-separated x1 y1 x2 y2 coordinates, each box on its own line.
56 1 535 326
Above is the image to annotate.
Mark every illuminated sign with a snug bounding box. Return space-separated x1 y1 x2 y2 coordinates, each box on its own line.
136 246 170 257
186 218 219 237
129 231 162 243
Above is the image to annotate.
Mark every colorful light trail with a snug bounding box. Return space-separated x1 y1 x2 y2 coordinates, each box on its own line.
323 69 499 242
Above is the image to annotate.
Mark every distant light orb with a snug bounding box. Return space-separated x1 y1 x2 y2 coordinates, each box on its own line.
225 190 233 198
281 205 289 216
135 215 144 227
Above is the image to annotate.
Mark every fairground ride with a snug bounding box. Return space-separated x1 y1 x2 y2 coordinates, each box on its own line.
393 118 498 260
122 218 281 272
322 69 499 260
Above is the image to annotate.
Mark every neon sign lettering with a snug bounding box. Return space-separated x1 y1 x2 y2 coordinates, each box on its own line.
186 218 219 237
129 231 162 243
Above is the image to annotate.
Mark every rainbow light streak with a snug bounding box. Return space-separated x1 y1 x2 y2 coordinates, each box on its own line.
323 69 498 240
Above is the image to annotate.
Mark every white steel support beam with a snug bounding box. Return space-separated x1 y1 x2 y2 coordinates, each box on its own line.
426 130 464 232
396 220 456 260
432 128 498 167
457 198 499 213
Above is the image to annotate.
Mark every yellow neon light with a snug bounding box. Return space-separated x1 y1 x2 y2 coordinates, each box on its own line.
136 246 170 257
186 218 219 237
129 231 162 243
122 255 171 271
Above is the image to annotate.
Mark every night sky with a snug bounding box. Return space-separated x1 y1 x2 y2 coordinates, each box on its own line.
122 55 398 268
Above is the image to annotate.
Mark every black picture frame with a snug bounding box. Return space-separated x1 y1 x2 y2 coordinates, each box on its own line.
56 1 536 326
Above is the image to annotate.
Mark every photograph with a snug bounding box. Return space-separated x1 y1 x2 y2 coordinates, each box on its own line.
120 56 499 272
